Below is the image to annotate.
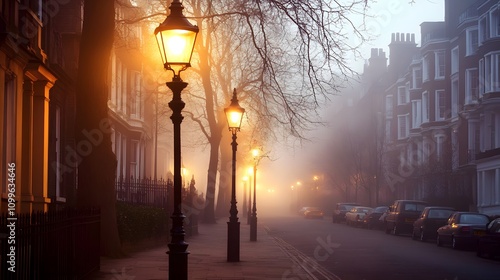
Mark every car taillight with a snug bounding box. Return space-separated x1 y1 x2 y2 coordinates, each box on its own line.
460 226 471 232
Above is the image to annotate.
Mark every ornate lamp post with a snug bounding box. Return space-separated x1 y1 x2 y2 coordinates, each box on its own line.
154 1 198 278
247 167 253 225
224 89 245 262
250 148 259 241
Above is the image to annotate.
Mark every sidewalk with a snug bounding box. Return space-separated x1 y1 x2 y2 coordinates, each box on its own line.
93 219 311 280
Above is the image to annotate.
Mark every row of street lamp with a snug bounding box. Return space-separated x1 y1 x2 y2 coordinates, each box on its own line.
154 0 261 278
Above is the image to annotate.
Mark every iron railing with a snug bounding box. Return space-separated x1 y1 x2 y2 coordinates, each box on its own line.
0 208 100 279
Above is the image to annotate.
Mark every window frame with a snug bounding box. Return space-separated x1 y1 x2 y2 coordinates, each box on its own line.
466 27 478 56
422 91 429 123
451 46 459 75
465 68 478 104
398 114 410 139
435 89 446 121
435 50 446 79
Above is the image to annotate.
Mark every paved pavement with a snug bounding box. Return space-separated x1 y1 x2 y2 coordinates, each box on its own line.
92 219 324 280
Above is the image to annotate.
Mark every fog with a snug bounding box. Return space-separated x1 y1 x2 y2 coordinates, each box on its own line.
182 0 445 219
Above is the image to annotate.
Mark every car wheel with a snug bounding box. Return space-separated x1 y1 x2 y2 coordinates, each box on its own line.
437 235 443 247
452 236 460 250
392 225 399 235
419 229 426 242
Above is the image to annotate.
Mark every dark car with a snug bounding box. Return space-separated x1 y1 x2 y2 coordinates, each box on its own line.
385 200 428 235
437 212 490 249
332 203 360 223
412 206 456 241
476 217 500 258
362 206 389 229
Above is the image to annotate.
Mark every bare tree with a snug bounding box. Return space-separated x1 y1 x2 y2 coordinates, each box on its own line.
75 0 122 257
176 0 369 222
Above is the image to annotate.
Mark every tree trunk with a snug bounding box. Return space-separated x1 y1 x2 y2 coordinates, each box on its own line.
75 0 122 257
203 138 220 223
215 130 232 218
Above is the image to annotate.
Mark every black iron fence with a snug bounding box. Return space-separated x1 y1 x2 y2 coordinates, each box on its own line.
0 208 100 279
115 176 202 236
115 176 170 209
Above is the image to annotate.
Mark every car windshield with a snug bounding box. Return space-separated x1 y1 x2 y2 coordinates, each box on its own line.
459 214 489 224
404 203 427 211
427 209 454 219
344 205 356 211
374 207 388 213
358 208 371 213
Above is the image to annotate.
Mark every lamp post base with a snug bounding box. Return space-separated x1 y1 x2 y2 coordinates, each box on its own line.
227 221 240 262
167 242 189 279
250 216 257 241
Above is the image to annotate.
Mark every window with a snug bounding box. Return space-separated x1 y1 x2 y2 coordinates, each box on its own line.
435 89 446 121
465 68 478 104
435 134 445 161
451 78 459 118
412 67 422 89
484 52 500 93
422 91 429 123
398 114 409 139
466 27 478 56
490 5 500 38
451 47 459 75
386 95 393 118
479 15 489 44
412 100 422 128
422 54 431 81
490 113 497 149
452 131 459 170
130 140 139 178
2 73 16 194
397 86 407 105
479 58 485 96
435 50 445 79
385 119 392 141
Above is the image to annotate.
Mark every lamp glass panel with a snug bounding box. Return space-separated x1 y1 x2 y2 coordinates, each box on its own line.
226 111 244 129
156 29 197 67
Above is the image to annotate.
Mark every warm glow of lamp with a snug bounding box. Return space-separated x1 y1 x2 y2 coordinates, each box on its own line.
252 149 259 158
224 89 245 132
155 1 199 77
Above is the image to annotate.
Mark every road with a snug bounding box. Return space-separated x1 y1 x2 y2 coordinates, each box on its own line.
261 215 500 280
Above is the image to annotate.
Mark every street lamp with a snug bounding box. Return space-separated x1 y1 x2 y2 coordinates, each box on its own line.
242 176 248 219
224 88 245 262
154 1 198 279
247 167 253 225
250 148 260 241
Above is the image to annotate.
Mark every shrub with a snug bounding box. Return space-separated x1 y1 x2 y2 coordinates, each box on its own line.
116 202 169 244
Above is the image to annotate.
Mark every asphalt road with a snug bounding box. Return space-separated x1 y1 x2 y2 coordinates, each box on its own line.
261 215 500 280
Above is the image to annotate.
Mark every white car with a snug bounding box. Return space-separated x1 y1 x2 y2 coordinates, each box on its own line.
345 206 373 226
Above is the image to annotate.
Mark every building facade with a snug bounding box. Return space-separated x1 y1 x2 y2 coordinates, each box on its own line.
1 0 169 213
360 0 500 213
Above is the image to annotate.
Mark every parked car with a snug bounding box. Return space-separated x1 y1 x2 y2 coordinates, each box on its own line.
298 206 312 216
385 200 428 235
412 206 456 241
345 206 372 226
332 203 360 223
476 217 500 258
303 207 324 219
362 206 389 229
436 212 490 249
